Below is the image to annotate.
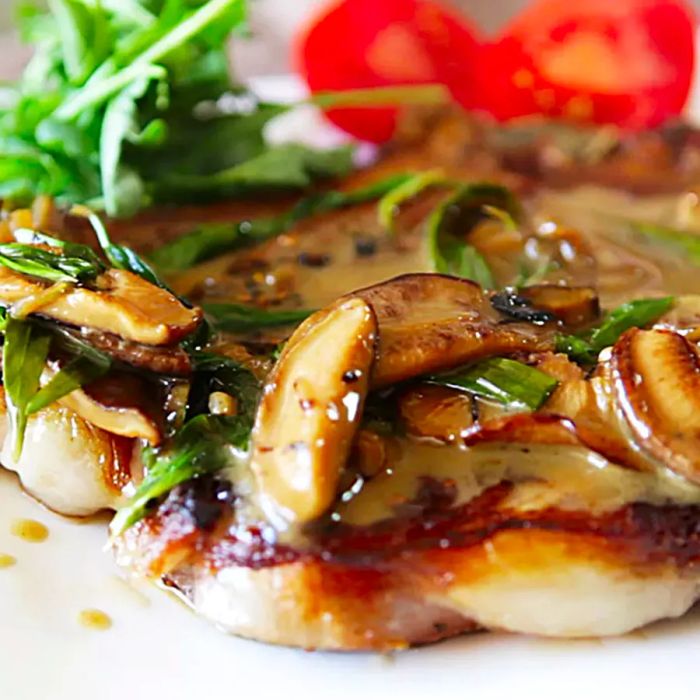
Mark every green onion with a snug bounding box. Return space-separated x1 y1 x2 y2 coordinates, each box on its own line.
556 296 675 363
377 169 449 233
427 357 558 411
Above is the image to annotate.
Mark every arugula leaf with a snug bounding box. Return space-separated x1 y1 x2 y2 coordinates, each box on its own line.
204 303 315 334
426 183 521 288
0 242 104 283
100 67 166 217
556 296 675 363
2 317 51 458
153 143 354 200
149 173 413 271
110 412 247 535
53 0 247 120
428 357 558 411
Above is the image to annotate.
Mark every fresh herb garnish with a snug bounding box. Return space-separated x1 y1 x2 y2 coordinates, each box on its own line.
427 357 558 411
26 344 111 415
426 183 521 289
204 303 315 334
111 351 260 534
0 242 104 284
556 296 675 363
1 0 365 217
630 221 700 266
110 412 248 535
2 317 51 458
378 169 448 233
149 172 413 271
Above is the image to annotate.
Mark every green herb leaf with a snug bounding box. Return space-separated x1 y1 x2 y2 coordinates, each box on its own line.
426 183 521 288
153 143 354 199
2 317 51 458
309 84 449 109
149 173 413 271
427 357 558 411
110 412 248 535
630 221 700 265
26 348 111 415
189 351 260 428
377 169 449 233
74 206 169 289
0 242 104 283
588 296 675 350
204 303 315 334
556 296 675 364
54 0 247 120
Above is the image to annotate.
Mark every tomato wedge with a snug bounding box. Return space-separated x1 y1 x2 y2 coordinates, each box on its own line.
471 0 696 129
295 0 482 142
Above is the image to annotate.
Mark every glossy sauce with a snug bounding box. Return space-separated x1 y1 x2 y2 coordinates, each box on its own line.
336 442 700 527
10 519 49 542
0 553 16 568
78 609 112 630
182 182 700 538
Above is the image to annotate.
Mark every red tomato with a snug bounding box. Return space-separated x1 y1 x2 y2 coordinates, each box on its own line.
470 0 696 129
295 0 482 142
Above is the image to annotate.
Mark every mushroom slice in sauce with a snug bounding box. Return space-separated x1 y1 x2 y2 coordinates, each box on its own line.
61 326 192 377
518 285 600 328
611 328 700 484
0 267 201 345
250 297 376 524
351 273 556 387
47 364 163 445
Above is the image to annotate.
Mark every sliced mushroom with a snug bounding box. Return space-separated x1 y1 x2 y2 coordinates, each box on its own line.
519 285 600 328
610 328 700 483
398 384 475 442
350 274 556 387
654 295 700 340
0 267 201 345
46 363 163 445
61 326 192 377
250 297 376 524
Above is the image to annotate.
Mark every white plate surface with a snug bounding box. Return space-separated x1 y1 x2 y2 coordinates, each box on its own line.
3 75 700 700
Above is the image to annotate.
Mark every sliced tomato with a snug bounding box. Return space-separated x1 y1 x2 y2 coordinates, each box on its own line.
295 0 482 142
471 0 696 129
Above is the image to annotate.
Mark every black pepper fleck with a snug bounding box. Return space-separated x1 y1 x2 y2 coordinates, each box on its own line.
354 236 377 257
298 252 331 268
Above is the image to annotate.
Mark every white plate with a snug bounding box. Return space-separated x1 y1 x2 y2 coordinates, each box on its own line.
3 75 700 700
